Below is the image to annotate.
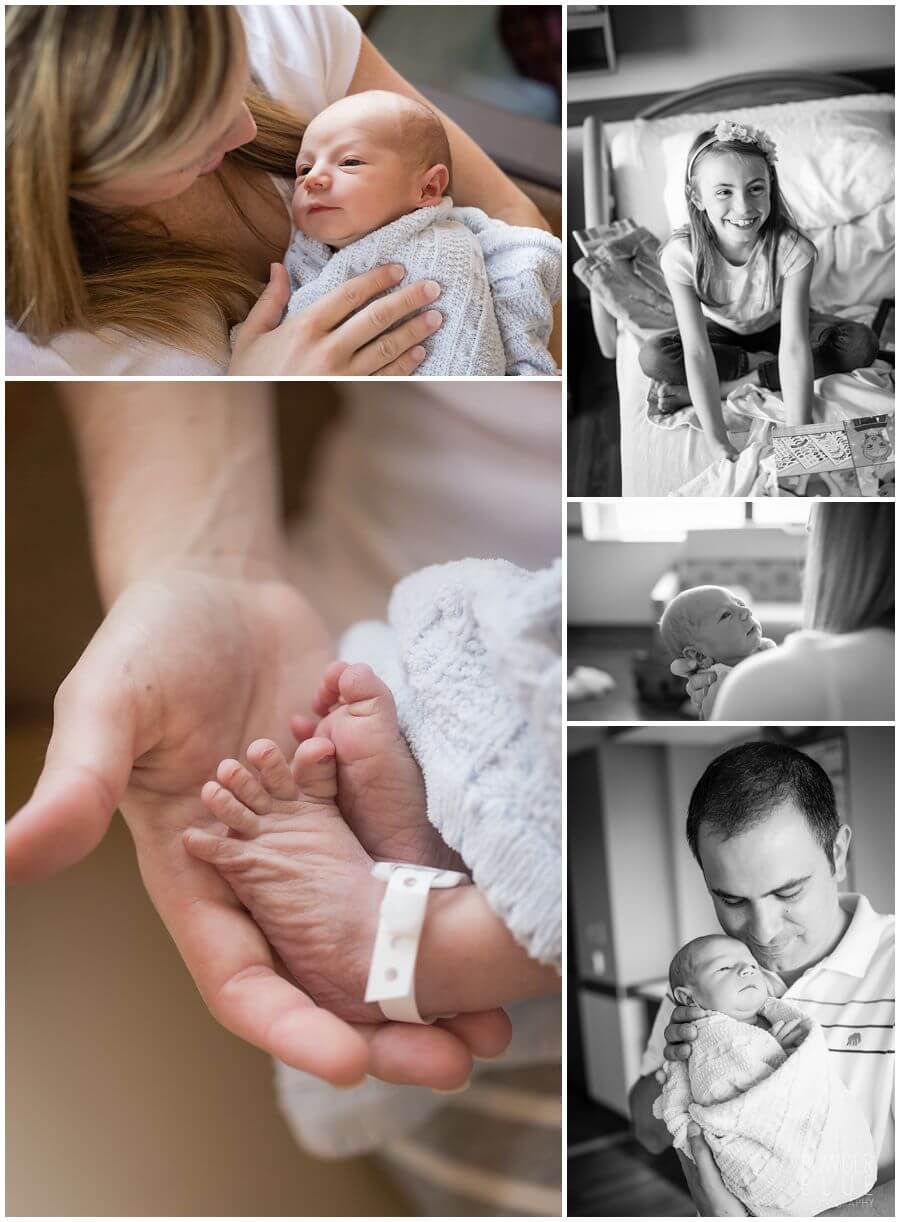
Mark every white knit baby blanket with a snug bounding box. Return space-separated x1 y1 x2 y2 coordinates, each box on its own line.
284 198 561 376
654 996 877 1216
340 557 562 968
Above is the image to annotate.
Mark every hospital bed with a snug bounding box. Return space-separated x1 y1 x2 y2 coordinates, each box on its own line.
581 72 895 495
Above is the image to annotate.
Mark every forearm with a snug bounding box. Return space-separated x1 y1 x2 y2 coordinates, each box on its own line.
61 383 286 604
819 1181 894 1217
779 341 814 425
349 36 549 232
684 349 731 449
414 885 560 1016
628 1073 672 1154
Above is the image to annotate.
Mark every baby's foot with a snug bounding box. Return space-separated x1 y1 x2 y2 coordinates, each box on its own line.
183 736 384 1023
648 380 693 414
302 661 464 871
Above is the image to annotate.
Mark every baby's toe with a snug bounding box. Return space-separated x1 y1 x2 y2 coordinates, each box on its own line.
313 660 351 717
247 739 297 801
217 758 273 815
291 736 338 801
183 827 258 874
201 779 263 837
339 663 398 724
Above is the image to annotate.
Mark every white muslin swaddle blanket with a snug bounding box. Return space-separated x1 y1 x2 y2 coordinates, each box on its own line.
654 996 878 1216
340 556 562 966
283 198 562 376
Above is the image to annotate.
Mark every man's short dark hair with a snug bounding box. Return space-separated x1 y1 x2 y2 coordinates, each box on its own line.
687 741 840 869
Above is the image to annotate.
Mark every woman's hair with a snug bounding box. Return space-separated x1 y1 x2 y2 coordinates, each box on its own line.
803 502 894 634
664 127 802 309
6 6 305 352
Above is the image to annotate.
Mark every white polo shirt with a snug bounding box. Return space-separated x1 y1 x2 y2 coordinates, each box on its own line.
638 894 895 1182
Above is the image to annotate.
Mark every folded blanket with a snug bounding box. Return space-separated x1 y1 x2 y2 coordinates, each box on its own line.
284 198 561 376
341 557 562 967
573 219 676 337
667 364 895 497
654 996 878 1216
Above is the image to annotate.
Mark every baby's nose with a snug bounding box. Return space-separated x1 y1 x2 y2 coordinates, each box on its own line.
738 964 755 977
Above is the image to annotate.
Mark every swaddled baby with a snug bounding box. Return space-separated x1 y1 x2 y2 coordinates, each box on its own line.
654 935 877 1217
283 90 561 376
659 585 776 719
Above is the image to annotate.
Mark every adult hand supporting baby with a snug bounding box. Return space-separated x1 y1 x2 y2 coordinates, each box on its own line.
662 1003 707 1062
670 657 720 718
679 1125 748 1217
6 389 509 1090
6 570 509 1087
228 262 443 376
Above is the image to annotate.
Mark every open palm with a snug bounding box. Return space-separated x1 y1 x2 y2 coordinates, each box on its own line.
6 570 510 1086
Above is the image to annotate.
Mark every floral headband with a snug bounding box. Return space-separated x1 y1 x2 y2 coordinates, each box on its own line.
687 120 778 179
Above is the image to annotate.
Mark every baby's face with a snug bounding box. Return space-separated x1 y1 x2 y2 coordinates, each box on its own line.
688 587 762 664
293 94 432 249
681 936 767 1020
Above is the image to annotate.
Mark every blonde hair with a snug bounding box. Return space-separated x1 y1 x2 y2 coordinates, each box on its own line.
6 6 305 352
804 502 894 634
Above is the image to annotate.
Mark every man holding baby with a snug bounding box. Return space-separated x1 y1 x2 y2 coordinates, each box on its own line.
630 741 894 1217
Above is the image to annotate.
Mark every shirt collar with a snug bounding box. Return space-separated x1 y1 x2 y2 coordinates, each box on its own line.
761 893 887 995
812 892 886 980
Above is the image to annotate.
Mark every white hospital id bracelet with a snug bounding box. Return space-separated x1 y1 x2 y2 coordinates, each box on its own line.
365 862 469 1024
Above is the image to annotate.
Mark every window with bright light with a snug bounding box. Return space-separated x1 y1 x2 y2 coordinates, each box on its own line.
579 501 810 541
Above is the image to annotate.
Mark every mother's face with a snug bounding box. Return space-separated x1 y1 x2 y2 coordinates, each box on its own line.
697 800 851 979
74 36 256 208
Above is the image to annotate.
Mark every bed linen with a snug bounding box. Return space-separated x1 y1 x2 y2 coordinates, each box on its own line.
607 93 894 496
617 325 894 496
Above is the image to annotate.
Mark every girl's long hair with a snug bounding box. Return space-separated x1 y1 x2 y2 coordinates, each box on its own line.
803 502 894 634
665 127 803 310
6 6 305 353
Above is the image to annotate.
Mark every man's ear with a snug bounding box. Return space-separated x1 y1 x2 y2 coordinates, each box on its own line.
673 986 695 1006
418 163 449 206
831 824 852 883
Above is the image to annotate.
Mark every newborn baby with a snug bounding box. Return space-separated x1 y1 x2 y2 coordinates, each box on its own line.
668 934 801 1046
655 934 878 1216
659 585 776 718
283 90 561 376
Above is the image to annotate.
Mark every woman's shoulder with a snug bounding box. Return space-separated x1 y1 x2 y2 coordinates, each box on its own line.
238 4 362 113
714 627 894 720
779 626 894 658
712 639 814 721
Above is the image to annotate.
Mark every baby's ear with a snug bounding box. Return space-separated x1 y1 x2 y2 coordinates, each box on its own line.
682 646 702 664
419 163 449 206
673 986 694 1006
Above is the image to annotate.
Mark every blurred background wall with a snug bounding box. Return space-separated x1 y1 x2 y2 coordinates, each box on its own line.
568 5 894 105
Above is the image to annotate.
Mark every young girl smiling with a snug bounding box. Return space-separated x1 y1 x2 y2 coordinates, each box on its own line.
640 121 879 463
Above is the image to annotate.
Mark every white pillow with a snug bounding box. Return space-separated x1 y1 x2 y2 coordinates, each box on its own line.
607 93 894 241
660 108 894 232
